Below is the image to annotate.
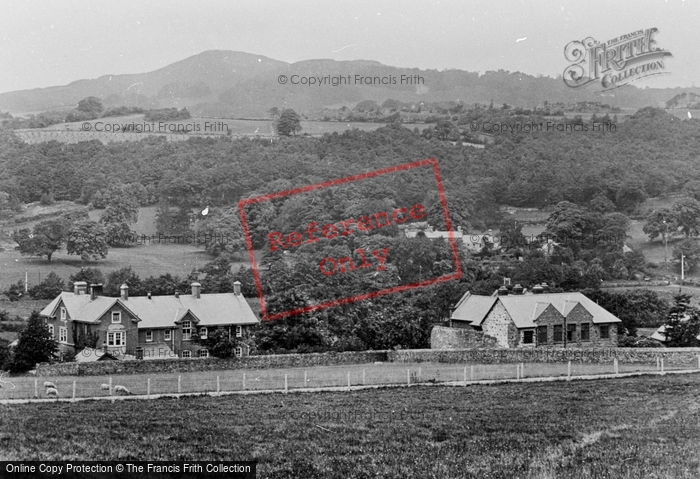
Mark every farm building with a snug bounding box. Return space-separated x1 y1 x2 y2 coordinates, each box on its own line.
39 281 260 359
448 284 621 348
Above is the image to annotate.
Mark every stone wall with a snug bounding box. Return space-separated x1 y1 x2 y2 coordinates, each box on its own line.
430 326 499 349
36 350 389 377
388 348 700 365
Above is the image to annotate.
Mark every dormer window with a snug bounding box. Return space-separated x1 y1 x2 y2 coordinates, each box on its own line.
111 312 121 323
60 307 66 321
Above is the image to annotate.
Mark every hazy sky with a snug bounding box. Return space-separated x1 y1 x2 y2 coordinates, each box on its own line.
1 0 698 94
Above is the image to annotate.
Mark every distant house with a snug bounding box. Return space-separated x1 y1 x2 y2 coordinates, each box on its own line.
449 284 621 348
400 222 499 252
39 281 260 359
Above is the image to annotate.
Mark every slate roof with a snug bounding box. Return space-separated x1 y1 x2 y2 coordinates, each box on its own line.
451 292 622 329
40 292 260 329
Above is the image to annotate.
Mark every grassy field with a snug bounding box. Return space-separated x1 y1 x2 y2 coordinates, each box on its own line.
1 373 699 477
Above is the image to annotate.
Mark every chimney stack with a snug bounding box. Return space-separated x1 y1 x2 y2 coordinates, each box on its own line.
74 281 88 295
147 292 152 300
512 284 524 295
532 284 544 294
497 285 509 296
541 282 550 293
191 282 201 299
120 284 129 300
175 291 180 299
233 281 241 296
89 283 102 301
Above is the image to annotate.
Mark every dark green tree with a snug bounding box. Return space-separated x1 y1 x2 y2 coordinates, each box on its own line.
28 272 66 299
8 311 58 373
66 220 109 261
275 109 302 136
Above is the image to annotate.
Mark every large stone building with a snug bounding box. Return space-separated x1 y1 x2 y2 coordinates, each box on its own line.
448 284 621 348
39 281 260 359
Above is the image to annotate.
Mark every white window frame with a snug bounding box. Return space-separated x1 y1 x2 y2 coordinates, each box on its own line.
181 350 191 358
111 311 121 323
107 331 125 347
235 347 242 358
198 348 209 358
59 326 67 343
145 330 153 342
48 324 54 338
199 327 208 339
182 320 191 340
164 329 172 341
236 325 243 338
60 307 66 321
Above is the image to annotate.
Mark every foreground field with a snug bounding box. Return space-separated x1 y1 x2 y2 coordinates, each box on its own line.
1 374 699 477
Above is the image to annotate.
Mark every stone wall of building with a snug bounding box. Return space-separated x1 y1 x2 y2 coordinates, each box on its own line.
430 326 499 349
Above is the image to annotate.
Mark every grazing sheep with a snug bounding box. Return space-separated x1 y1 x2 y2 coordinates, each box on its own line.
43 381 56 389
113 385 130 396
100 383 110 391
46 387 59 397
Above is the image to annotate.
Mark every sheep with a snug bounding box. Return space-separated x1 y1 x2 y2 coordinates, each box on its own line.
113 385 130 396
100 383 110 391
46 387 59 398
43 381 56 389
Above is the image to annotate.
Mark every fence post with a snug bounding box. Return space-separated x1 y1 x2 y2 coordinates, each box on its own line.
470 365 474 382
243 373 246 391
418 367 422 382
407 369 410 387
147 378 151 399
697 354 699 370
463 366 467 386
178 375 181 394
217 376 220 395
516 364 520 380
656 356 660 370
363 369 366 386
72 381 76 401
304 370 308 387
109 377 113 396
614 358 619 375
284 374 288 394
661 357 665 374
347 371 351 391
521 363 525 378
567 361 571 380
34 378 38 399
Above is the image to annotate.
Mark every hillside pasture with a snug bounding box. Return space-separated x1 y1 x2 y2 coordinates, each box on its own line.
1 374 699 477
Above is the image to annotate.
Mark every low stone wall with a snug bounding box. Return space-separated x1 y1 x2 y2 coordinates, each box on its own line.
430 325 499 349
388 348 700 365
35 350 389 377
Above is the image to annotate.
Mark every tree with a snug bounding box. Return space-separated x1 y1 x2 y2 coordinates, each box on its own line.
673 239 700 271
13 218 70 262
28 272 66 299
99 185 140 245
191 328 238 358
76 96 103 116
66 220 109 261
664 293 700 347
8 311 58 373
672 198 700 237
643 208 676 241
275 109 302 136
105 266 144 297
194 206 245 256
69 267 105 290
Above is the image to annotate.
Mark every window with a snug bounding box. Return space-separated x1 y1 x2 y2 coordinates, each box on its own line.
236 325 243 338
581 323 590 341
537 326 548 345
235 347 243 358
60 307 66 321
181 350 191 358
182 320 191 340
145 330 153 342
107 332 125 346
553 325 563 343
111 312 121 323
567 324 576 342
523 330 534 344
164 329 171 341
48 324 54 338
199 327 208 339
59 327 67 343
198 348 209 358
600 325 610 339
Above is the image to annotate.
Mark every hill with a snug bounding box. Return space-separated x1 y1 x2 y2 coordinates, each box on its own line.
3 50 700 116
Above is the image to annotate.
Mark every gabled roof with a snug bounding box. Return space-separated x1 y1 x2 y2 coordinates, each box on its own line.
40 292 260 329
451 291 622 329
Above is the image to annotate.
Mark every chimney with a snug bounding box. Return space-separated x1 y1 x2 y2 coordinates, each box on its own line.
541 282 550 293
233 281 241 295
74 281 88 295
512 284 524 295
497 285 509 296
89 283 102 301
147 292 152 300
175 291 180 299
532 284 544 294
120 284 129 300
191 282 201 299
